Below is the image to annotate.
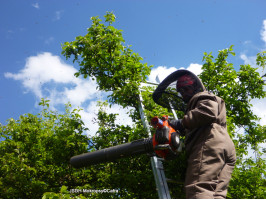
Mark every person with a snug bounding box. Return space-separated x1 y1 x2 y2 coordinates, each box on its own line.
168 73 236 199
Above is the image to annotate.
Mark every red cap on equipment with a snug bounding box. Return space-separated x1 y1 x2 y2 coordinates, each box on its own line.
176 74 194 88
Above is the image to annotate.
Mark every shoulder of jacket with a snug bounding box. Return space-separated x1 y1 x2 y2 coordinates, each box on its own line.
190 91 216 102
187 91 223 109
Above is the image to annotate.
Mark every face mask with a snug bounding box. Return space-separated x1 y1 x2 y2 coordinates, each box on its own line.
153 69 205 112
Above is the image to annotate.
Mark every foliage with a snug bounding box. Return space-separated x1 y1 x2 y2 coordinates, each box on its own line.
228 157 266 199
200 46 266 198
200 46 265 153
62 11 152 110
60 12 266 199
42 101 158 199
0 99 89 198
1 12 265 199
59 12 183 199
89 101 158 198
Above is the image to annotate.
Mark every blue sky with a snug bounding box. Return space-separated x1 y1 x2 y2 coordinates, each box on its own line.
1 0 266 135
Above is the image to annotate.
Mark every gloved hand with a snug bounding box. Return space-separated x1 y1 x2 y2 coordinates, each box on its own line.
169 119 185 134
155 126 169 144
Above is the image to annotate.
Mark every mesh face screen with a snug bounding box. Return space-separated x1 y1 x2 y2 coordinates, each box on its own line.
152 69 205 112
155 82 186 112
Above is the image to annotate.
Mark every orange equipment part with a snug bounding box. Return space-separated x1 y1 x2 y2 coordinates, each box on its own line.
151 116 177 159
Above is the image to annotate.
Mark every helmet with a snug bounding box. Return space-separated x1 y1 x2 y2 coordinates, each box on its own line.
152 69 205 111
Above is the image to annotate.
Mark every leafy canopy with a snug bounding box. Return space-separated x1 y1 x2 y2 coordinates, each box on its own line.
62 11 152 109
1 12 265 199
0 99 90 198
61 12 266 199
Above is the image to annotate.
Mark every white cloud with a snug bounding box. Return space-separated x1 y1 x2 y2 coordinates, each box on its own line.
105 104 134 126
240 54 257 66
187 63 203 75
32 3 39 9
148 66 177 83
5 52 133 136
5 52 81 99
148 63 202 83
77 101 134 137
64 80 99 107
260 19 266 44
79 101 99 136
240 19 266 68
251 99 266 126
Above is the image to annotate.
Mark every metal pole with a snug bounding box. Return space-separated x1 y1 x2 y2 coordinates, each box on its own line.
138 87 171 199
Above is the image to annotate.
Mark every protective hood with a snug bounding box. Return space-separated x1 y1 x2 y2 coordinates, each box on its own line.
152 69 205 112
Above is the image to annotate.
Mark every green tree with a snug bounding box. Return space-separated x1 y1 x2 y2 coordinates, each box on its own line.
0 99 90 198
61 12 266 199
43 101 158 199
62 11 151 111
88 101 158 198
200 48 266 199
2 11 263 199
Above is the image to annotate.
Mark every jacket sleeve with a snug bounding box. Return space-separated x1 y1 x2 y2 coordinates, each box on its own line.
182 98 219 130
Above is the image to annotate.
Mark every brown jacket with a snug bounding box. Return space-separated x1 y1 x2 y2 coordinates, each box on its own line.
181 91 236 199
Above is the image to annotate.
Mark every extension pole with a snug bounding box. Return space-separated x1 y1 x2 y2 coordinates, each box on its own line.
138 85 171 199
